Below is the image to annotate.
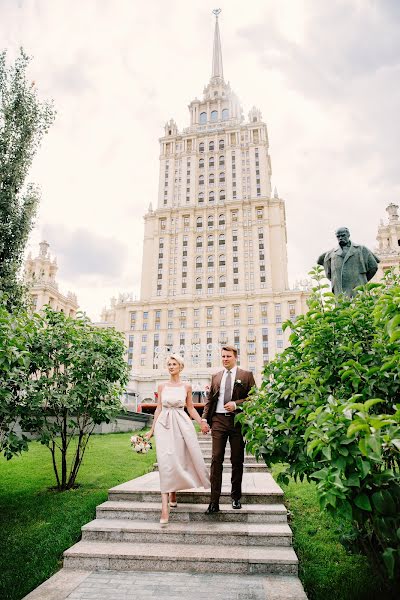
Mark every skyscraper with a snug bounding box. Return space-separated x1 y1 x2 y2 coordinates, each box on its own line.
101 12 309 401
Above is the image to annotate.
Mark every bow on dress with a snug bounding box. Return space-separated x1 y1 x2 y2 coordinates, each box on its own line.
157 398 186 429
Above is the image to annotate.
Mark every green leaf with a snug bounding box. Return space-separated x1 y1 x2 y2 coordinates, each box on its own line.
371 490 396 516
354 493 372 512
382 548 395 579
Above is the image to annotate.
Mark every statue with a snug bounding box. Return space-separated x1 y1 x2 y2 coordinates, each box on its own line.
318 227 380 297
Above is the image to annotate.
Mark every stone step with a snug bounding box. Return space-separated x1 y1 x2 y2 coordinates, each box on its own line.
97 501 288 523
153 462 268 472
200 454 260 464
108 472 284 505
82 518 292 546
63 541 298 575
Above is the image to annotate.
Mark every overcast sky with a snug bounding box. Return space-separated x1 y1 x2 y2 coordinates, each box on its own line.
1 0 399 319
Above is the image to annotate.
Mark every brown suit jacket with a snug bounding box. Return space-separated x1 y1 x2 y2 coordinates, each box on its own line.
202 367 256 426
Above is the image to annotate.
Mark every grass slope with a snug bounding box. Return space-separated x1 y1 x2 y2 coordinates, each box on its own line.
283 478 398 600
0 431 155 600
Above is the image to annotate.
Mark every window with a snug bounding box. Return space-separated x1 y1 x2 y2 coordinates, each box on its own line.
196 236 203 248
199 142 204 152
219 214 225 227
208 255 214 267
196 277 202 290
209 156 215 168
198 192 204 204
196 256 202 268
207 215 214 229
219 155 225 166
143 312 148 319
196 216 203 229
207 276 214 289
219 139 224 150
219 172 225 183
219 234 225 246
199 175 204 186
219 275 226 288
211 110 218 122
222 108 229 120
209 191 215 203
209 141 214 151
219 254 225 266
277 340 284 348
200 112 207 125
199 158 204 168
219 190 225 201
209 173 215 185
208 235 214 247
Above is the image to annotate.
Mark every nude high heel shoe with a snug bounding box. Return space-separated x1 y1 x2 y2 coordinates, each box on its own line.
159 517 169 526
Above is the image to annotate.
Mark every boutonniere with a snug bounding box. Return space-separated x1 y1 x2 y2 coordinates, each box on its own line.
235 379 243 385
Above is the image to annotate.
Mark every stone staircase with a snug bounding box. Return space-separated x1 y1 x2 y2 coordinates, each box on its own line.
63 433 307 595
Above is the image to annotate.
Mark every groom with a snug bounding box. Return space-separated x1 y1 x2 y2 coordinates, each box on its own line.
202 345 256 513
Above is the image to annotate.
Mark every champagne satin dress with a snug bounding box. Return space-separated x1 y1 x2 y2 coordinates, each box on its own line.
154 383 211 493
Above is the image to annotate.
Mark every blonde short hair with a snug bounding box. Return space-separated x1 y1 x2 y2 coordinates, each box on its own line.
167 353 184 369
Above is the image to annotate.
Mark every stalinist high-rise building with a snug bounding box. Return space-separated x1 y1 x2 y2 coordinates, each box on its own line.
101 12 309 402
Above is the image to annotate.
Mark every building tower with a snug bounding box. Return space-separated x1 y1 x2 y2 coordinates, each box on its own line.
376 203 400 278
24 241 79 315
101 13 309 401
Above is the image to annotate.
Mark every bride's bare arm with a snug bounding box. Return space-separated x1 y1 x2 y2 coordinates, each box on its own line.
145 384 163 438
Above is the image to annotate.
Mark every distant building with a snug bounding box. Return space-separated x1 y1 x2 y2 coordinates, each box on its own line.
24 241 78 316
376 203 400 279
101 13 309 403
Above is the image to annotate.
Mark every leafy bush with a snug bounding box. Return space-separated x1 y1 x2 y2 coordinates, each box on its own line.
23 308 129 490
239 267 400 579
0 294 32 458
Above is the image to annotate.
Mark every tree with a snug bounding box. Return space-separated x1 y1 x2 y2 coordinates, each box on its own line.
0 49 55 308
238 267 400 579
0 293 32 459
24 309 129 490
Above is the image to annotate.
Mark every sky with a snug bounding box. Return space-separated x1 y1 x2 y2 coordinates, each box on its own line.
1 0 399 319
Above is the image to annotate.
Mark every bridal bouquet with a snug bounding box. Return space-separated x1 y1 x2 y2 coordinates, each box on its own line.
130 435 152 454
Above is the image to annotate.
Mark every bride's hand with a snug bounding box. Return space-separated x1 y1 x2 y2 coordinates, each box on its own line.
144 430 153 440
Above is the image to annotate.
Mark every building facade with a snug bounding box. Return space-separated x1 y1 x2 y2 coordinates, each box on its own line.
24 241 79 316
376 203 400 279
100 14 309 401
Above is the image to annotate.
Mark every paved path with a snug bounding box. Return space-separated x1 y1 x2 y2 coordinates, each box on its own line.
25 569 307 600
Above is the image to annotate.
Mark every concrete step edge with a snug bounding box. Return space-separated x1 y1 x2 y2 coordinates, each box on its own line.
82 518 292 536
64 541 299 564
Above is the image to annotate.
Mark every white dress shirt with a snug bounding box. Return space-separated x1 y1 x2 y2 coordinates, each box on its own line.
215 366 238 413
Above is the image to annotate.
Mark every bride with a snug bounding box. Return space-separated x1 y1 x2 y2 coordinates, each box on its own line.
145 354 210 524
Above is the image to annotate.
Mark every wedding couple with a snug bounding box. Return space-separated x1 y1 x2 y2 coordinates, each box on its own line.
145 345 256 524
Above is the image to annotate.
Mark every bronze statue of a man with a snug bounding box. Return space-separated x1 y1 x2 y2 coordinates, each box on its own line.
318 227 380 297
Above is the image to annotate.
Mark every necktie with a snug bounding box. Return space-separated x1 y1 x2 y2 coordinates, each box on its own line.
223 370 232 406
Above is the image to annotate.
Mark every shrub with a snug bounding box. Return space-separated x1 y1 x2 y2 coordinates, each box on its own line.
23 308 129 490
239 267 400 579
0 294 32 458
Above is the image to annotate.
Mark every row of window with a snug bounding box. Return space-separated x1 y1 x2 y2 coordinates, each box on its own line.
159 209 263 231
199 111 229 125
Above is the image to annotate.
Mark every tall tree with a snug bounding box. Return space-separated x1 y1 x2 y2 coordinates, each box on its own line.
0 49 55 307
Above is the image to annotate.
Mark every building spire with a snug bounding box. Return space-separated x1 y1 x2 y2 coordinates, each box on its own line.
211 9 223 80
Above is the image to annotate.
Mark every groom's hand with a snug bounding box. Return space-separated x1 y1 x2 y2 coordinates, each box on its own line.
200 420 210 434
224 401 236 412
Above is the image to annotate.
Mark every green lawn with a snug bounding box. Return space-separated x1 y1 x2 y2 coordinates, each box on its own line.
0 431 156 600
0 434 397 600
281 478 397 600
